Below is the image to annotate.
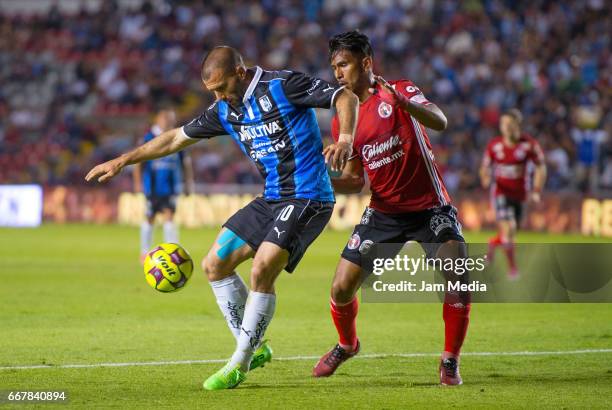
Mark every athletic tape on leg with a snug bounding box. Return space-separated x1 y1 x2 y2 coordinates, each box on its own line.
216 230 247 260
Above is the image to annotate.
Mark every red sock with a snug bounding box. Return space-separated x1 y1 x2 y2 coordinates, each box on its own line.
503 241 516 269
330 298 358 350
489 234 502 248
443 298 471 355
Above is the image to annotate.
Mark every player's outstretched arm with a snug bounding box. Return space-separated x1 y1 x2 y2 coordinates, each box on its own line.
330 157 365 194
325 88 359 172
371 75 447 131
85 127 197 183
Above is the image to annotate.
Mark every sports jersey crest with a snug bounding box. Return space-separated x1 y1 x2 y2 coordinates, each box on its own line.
259 95 273 112
378 102 393 118
347 233 361 250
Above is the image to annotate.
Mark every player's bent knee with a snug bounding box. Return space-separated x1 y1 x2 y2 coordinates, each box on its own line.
201 256 218 279
202 254 233 282
331 259 362 303
437 240 467 259
250 262 278 292
250 272 274 293
331 280 356 304
250 261 270 282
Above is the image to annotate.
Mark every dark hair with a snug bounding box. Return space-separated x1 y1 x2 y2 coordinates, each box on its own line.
329 30 373 60
502 108 523 124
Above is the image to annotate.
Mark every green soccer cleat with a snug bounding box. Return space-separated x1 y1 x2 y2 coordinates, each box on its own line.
203 364 247 391
249 340 273 371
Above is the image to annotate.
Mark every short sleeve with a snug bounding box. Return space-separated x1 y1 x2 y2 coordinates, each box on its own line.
394 80 432 106
181 102 226 139
282 71 345 109
528 139 545 165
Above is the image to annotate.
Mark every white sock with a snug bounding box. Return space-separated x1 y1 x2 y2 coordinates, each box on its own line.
209 273 248 340
163 221 178 243
229 291 276 372
140 222 153 254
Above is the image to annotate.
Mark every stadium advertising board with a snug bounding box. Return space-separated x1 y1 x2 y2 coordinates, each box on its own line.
37 186 612 237
0 185 43 227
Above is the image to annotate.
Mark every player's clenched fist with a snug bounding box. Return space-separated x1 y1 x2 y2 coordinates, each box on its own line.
324 139 352 172
85 157 126 183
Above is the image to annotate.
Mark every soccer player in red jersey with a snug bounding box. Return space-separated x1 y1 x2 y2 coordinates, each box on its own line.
312 31 470 385
479 109 547 279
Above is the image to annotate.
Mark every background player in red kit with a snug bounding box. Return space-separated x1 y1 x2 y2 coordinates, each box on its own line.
312 31 471 385
479 109 547 278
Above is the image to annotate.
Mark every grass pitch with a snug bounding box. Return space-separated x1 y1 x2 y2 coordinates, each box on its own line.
0 225 611 409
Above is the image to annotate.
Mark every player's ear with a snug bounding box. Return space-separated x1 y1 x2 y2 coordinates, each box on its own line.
236 65 247 80
362 55 373 72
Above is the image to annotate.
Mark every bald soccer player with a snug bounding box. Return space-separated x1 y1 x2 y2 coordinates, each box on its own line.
86 46 358 390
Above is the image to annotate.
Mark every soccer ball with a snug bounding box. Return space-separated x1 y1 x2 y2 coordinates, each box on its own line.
143 243 194 292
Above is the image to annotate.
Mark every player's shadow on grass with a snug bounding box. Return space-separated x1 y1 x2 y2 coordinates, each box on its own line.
240 382 440 390
334 373 439 387
242 375 439 390
241 371 608 390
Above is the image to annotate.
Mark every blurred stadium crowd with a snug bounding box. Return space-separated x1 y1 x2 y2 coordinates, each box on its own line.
1 0 610 194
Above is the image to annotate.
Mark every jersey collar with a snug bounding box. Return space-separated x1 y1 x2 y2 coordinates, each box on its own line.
242 66 263 104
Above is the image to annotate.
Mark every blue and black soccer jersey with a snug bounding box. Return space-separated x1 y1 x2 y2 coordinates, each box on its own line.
180 67 345 202
141 128 184 197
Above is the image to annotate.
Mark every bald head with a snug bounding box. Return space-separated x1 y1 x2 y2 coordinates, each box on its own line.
201 46 245 82
200 46 252 105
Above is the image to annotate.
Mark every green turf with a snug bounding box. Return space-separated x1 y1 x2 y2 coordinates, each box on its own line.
0 225 610 409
